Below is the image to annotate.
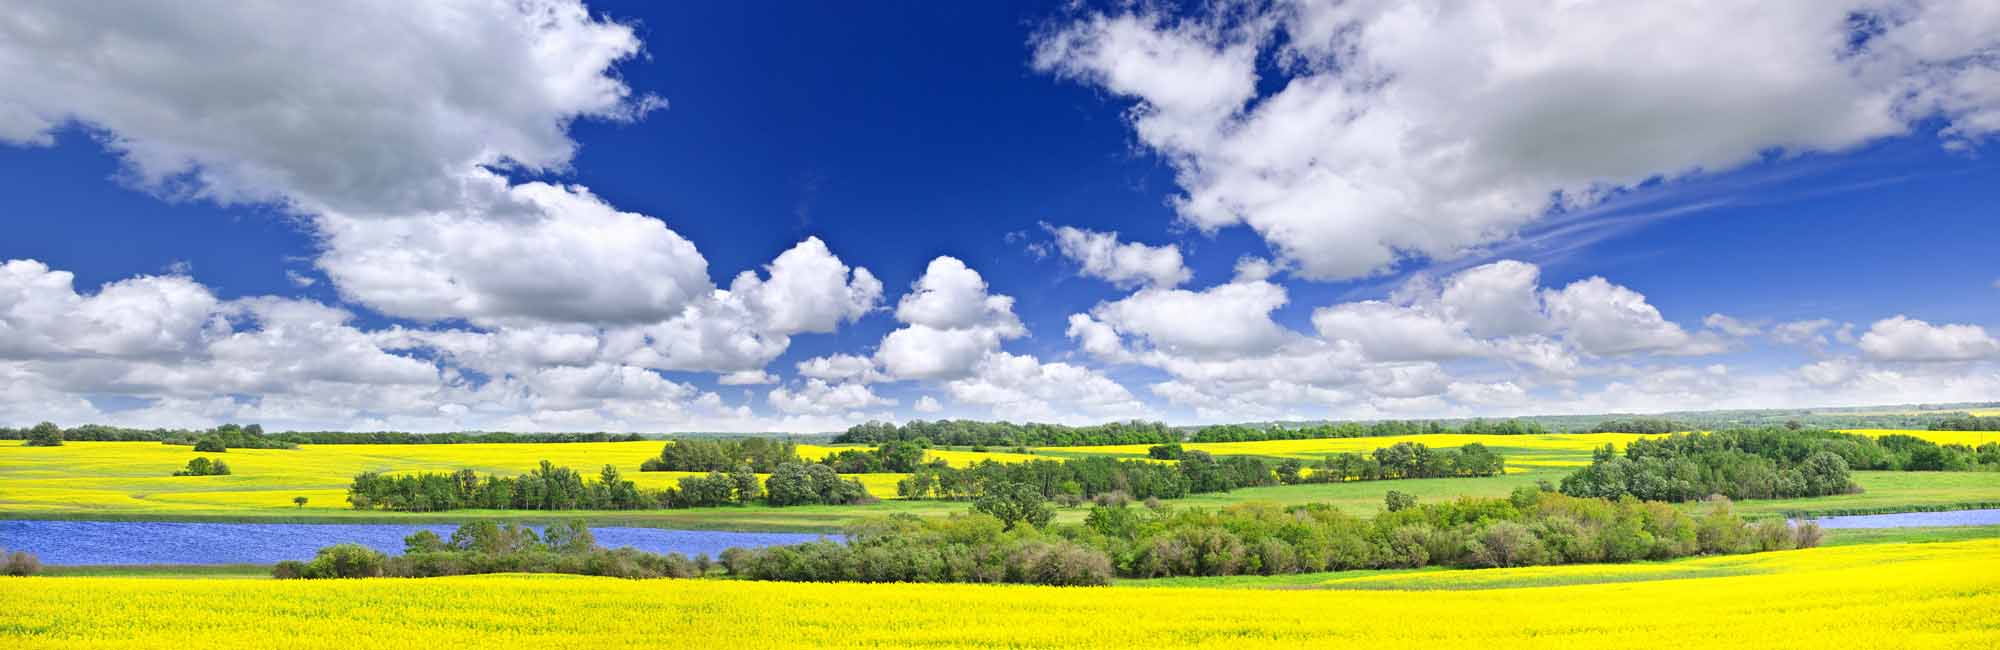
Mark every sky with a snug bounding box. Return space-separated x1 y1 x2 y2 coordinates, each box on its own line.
2 0 1998 433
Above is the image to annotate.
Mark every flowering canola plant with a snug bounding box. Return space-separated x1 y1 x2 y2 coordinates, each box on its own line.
1 539 1995 648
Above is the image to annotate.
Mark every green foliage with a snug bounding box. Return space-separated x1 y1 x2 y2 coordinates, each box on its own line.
973 482 1056 531
3 550 41 576
837 419 1177 447
731 514 1112 586
641 437 798 473
24 421 63 447
296 544 387 578
281 522 703 580
814 441 927 473
172 457 231 476
762 463 873 506
1555 427 1994 503
1384 490 1417 512
192 436 227 453
1191 418 1545 442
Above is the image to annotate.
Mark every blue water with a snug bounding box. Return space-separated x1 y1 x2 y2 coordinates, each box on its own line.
1810 508 2000 529
0 520 836 565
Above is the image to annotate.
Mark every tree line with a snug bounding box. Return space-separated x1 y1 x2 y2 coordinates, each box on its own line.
1558 427 2000 503
1188 418 1546 443
1933 414 2000 431
274 521 710 580
836 419 1178 447
639 437 802 473
345 460 871 512
726 487 1817 585
899 442 1504 503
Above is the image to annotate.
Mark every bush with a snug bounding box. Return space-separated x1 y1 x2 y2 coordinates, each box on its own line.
24 421 63 447
4 550 41 576
1384 490 1417 512
172 457 230 476
270 560 306 579
299 543 388 578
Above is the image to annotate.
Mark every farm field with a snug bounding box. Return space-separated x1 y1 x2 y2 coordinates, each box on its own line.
7 435 2000 528
4 538 1996 648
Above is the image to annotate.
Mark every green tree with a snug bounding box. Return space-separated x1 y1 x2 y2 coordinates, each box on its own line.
973 481 1054 531
24 421 62 447
194 436 228 453
293 496 309 509
1384 490 1417 513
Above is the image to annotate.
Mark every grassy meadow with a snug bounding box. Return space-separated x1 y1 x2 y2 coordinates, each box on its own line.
4 538 1996 648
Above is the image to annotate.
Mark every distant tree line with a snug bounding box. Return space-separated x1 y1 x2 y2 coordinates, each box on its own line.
899 442 1504 503
1558 427 2000 503
1189 418 1546 443
1933 414 2000 431
1586 418 1686 434
346 460 871 512
836 419 1178 447
813 441 927 473
0 421 650 446
173 457 232 476
639 437 801 473
275 521 710 580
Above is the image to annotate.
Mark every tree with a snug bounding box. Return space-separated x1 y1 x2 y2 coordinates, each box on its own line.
730 465 763 504
194 436 228 453
1384 490 1417 513
973 481 1054 531
293 496 310 509
24 421 62 447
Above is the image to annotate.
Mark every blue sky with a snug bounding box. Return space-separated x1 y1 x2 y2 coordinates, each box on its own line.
2 1 1998 432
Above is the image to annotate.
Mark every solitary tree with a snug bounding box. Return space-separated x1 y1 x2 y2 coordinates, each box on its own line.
973 481 1054 531
293 496 310 509
24 421 62 447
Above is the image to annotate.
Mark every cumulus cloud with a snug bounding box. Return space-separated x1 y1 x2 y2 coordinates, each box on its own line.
1858 315 2000 362
767 379 894 416
1043 223 1191 288
1033 0 2000 279
1543 277 1722 356
1085 280 1294 358
877 257 1027 380
944 351 1146 423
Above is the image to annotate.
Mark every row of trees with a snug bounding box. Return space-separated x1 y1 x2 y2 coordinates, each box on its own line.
345 460 872 512
724 487 1819 585
1149 441 1507 483
813 441 926 473
1189 418 1546 442
897 454 1273 502
1586 418 1686 434
639 438 800 473
172 457 231 476
0 421 651 445
1933 414 2000 431
275 521 709 580
1560 429 1863 502
836 420 1178 447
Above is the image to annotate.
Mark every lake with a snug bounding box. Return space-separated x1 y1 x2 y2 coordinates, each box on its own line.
1810 508 2000 529
0 520 836 565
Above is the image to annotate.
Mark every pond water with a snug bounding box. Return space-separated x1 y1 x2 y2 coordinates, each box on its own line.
1810 508 2000 529
0 520 836 565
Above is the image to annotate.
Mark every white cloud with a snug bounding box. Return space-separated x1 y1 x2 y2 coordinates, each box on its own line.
1086 280 1294 358
1439 260 1546 338
1703 314 1762 338
727 237 881 335
1858 315 2000 362
1311 301 1483 362
0 0 656 218
767 379 894 416
1772 319 1836 346
944 351 1146 423
0 260 222 361
912 395 944 413
1033 1 2000 279
876 257 1026 380
796 354 888 384
1043 223 1191 288
1543 277 1719 356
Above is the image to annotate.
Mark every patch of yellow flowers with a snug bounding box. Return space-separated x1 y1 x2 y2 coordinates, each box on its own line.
2 539 1995 648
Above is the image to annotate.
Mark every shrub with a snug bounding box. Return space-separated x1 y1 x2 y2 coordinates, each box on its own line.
4 550 41 576
270 560 306 579
1384 490 1417 512
1469 521 1547 568
24 421 63 447
300 544 388 578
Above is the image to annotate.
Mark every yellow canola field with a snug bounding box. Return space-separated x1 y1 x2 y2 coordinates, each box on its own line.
1045 433 1665 470
3 539 1995 649
0 441 904 514
1841 429 2000 446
